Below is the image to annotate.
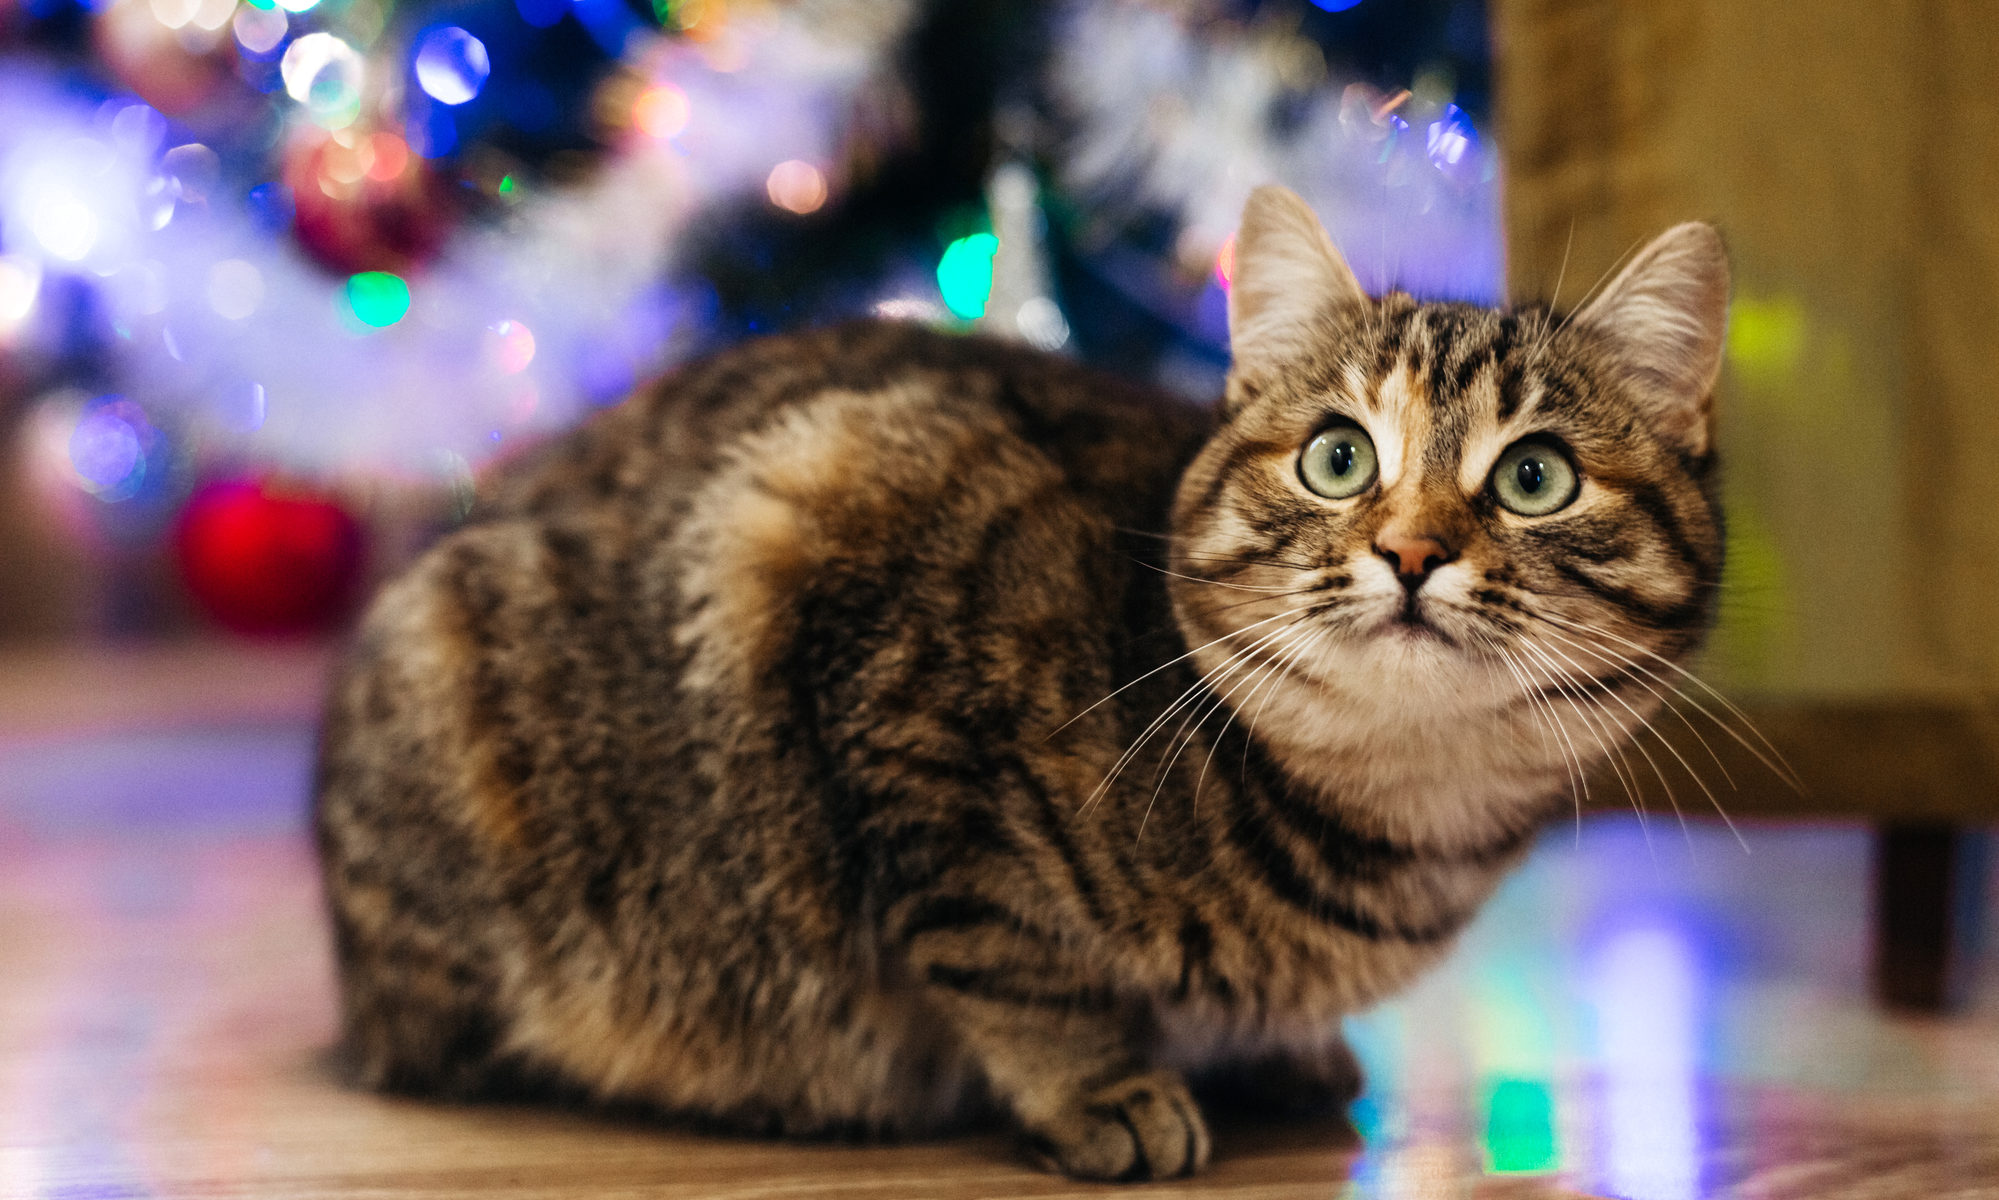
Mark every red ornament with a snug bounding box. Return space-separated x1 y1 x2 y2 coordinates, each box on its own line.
175 478 366 637
284 128 459 276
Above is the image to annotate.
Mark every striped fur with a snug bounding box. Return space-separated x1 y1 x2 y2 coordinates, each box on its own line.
315 196 1727 1180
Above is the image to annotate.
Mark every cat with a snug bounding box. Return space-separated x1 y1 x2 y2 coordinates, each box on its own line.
314 185 1729 1180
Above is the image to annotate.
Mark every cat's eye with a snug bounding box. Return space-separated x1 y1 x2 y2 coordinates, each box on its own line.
1490 438 1580 516
1297 421 1379 500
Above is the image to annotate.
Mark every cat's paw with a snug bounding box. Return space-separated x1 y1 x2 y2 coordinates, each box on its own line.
1021 1070 1211 1181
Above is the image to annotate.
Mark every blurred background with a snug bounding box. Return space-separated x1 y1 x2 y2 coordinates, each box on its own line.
0 0 1500 642
4 4 1999 1196
0 0 1996 990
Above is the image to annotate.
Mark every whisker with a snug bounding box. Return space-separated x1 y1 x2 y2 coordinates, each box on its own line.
1084 610 1324 815
1130 559 1313 593
1512 638 1650 842
1197 588 1339 619
1185 622 1327 818
1481 636 1583 833
1531 623 1748 851
1489 637 1591 818
1549 230 1656 341
1532 635 1694 853
1045 603 1321 741
1532 610 1801 794
1139 622 1313 839
1237 621 1336 783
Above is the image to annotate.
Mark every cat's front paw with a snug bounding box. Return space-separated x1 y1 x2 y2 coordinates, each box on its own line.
1021 1069 1211 1181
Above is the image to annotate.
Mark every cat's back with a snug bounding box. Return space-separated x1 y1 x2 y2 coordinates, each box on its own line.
482 319 1212 531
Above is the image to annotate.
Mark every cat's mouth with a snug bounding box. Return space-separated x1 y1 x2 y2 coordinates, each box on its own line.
1380 596 1454 646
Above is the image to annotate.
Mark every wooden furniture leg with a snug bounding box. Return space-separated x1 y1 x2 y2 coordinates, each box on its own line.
1872 824 1987 1012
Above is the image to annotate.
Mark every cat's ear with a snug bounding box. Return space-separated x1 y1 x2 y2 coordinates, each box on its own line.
1227 186 1368 388
1573 222 1730 457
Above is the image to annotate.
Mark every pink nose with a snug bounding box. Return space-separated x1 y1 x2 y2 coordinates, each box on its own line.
1375 530 1452 579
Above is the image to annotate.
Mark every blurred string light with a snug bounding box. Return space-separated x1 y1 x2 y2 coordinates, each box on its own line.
344 271 410 327
1310 0 1365 10
281 32 365 128
0 257 41 340
764 159 826 214
1591 924 1704 1200
414 27 491 107
1052 3 1502 306
633 83 690 139
0 6 919 476
232 6 286 55
1467 962 1562 1176
68 397 164 503
485 319 535 373
936 233 998 320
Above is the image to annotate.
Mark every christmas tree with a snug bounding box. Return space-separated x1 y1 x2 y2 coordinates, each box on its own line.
0 0 1498 636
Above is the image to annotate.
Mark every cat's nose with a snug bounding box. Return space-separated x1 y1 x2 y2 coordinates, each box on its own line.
1374 530 1453 585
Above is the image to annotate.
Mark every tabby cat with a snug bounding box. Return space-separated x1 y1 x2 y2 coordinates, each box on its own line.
314 186 1729 1180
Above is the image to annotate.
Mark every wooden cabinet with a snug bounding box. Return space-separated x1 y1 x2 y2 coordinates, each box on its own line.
1491 0 1999 1007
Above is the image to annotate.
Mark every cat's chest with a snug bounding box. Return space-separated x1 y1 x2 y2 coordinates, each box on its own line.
1148 902 1452 1073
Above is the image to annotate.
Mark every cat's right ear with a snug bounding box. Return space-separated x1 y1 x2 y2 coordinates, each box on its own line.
1570 222 1730 457
1226 186 1368 408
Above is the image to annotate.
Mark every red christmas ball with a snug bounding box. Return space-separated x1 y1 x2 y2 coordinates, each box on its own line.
175 478 365 637
284 128 459 276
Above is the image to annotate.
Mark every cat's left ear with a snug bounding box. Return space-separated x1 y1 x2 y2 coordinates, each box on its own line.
1227 186 1368 401
1573 222 1730 457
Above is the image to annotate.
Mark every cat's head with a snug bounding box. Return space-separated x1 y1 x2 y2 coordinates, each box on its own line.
1169 186 1727 789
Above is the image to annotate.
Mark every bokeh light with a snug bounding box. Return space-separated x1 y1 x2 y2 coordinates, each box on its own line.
281 33 366 127
345 271 411 327
109 104 167 157
414 27 492 107
246 182 295 232
936 232 999 320
0 256 43 339
633 83 690 139
275 0 319 13
1311 0 1365 10
765 160 827 214
1014 296 1069 351
1214 233 1236 290
232 5 287 55
1426 103 1476 170
486 319 536 373
1592 924 1704 1200
1483 1078 1559 1173
516 0 565 28
368 133 410 181
207 259 265 321
162 143 220 203
68 398 161 503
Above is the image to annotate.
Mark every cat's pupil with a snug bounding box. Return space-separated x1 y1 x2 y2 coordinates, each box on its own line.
1330 443 1354 475
1516 457 1545 493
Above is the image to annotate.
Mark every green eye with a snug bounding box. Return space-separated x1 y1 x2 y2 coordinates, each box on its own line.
1491 439 1580 516
1298 422 1379 500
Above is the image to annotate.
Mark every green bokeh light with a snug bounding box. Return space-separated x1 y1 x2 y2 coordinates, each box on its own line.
346 272 411 328
1482 1077 1559 1174
936 233 999 320
1726 294 1807 385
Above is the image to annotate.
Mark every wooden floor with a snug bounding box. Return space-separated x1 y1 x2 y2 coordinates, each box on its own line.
3 644 1999 1199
